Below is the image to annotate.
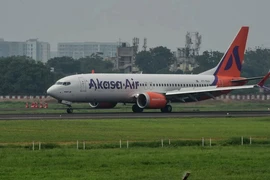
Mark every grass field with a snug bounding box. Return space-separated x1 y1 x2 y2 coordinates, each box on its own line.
0 100 270 114
1 117 270 179
0 117 269 144
1 147 270 179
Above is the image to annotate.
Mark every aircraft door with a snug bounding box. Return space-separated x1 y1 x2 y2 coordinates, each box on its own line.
78 77 87 92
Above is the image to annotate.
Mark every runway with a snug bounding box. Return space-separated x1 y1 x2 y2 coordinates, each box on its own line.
0 111 269 120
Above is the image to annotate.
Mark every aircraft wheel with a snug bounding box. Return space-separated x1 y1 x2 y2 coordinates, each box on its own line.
67 108 73 114
132 104 143 113
161 105 172 113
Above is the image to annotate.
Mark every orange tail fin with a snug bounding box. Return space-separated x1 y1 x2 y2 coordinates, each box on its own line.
201 26 249 77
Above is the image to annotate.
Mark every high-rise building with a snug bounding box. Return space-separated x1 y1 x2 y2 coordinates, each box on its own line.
38 42 50 63
57 42 120 59
26 39 50 63
8 42 26 56
0 39 50 62
26 39 38 60
0 39 9 57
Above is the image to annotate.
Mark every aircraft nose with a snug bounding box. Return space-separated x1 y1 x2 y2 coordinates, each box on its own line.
47 85 57 99
47 86 53 95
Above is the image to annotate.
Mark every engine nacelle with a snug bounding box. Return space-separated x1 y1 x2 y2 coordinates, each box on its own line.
89 102 117 109
137 92 167 109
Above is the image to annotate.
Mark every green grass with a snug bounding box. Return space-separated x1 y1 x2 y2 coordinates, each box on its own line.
0 117 269 144
1 147 270 179
1 117 270 179
0 100 270 114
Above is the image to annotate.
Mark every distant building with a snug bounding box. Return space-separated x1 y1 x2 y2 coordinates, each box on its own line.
0 39 9 57
0 38 50 62
57 42 120 59
26 39 38 60
38 42 50 62
170 47 197 73
0 39 26 57
26 39 50 63
114 42 139 73
8 42 26 57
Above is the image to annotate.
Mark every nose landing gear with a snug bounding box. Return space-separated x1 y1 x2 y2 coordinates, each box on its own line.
67 106 73 114
58 100 73 114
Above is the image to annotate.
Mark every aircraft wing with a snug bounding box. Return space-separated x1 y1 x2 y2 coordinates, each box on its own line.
166 85 256 96
164 85 256 102
165 72 270 102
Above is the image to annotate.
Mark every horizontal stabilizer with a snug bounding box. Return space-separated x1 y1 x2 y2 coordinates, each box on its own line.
231 76 264 83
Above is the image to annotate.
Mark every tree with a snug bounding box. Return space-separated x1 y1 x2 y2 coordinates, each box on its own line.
78 55 114 73
192 51 223 74
135 46 175 73
135 51 153 73
46 57 80 75
242 47 270 77
0 56 55 95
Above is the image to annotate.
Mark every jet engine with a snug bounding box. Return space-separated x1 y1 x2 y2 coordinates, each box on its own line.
89 102 117 109
137 92 167 109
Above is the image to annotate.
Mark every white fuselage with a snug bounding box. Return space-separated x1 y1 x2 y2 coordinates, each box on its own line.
47 73 216 103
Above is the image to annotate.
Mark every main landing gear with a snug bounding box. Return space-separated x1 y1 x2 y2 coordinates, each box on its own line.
160 105 172 113
132 104 143 113
132 104 173 113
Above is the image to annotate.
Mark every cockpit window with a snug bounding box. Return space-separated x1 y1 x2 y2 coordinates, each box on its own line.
63 82 71 86
56 82 63 85
55 82 71 86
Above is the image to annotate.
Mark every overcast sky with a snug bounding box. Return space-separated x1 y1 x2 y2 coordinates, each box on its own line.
1 0 269 52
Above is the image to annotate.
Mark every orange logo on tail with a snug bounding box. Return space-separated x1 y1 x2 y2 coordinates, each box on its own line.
214 26 249 77
224 46 241 71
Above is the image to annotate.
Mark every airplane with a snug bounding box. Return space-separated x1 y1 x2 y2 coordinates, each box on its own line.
47 26 270 114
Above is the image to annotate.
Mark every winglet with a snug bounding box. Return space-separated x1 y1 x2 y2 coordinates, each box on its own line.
257 72 270 88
